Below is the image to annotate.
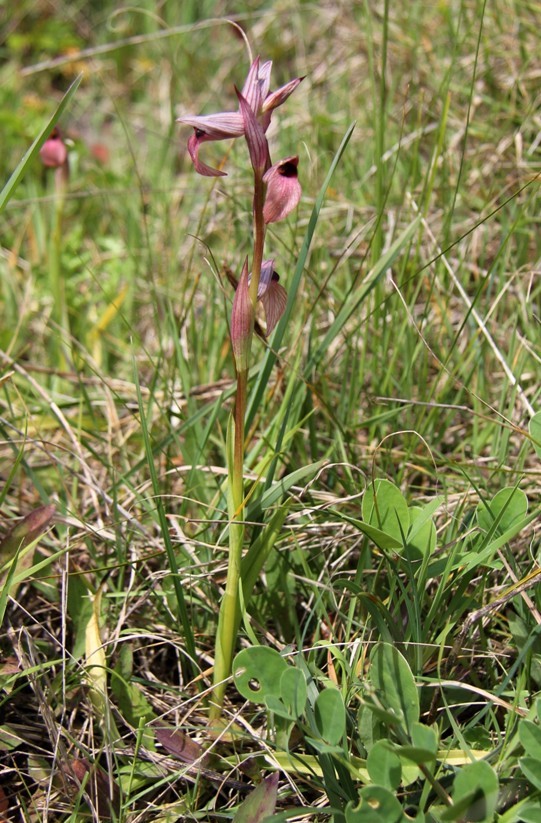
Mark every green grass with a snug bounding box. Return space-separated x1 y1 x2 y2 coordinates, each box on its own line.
0 0 540 820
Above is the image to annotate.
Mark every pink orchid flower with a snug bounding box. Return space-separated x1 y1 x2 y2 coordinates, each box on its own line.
257 259 288 334
178 57 302 177
263 156 301 223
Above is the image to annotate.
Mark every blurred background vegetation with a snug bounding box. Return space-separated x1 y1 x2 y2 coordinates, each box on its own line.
0 0 540 819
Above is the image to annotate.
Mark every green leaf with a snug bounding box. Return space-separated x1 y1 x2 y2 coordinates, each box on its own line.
367 741 402 790
349 519 403 551
346 785 406 823
304 737 343 755
233 773 279 823
530 412 541 459
245 460 327 519
477 487 528 535
111 646 154 733
520 757 541 791
515 802 541 823
461 508 539 572
263 695 296 721
233 647 289 703
280 667 307 719
314 688 346 746
395 745 437 765
411 722 439 755
369 643 419 733
441 760 498 822
519 720 541 759
361 695 408 729
240 506 289 604
0 75 82 214
407 497 443 541
362 480 410 547
405 506 437 559
336 582 395 641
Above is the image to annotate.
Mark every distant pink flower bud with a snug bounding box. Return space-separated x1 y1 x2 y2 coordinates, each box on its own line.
39 128 68 168
262 156 301 223
230 259 254 372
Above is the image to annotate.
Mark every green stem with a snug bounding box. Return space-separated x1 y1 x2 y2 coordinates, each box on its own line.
210 369 247 719
211 168 266 720
49 166 71 372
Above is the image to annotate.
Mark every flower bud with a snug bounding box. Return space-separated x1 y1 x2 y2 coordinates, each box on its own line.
39 128 68 169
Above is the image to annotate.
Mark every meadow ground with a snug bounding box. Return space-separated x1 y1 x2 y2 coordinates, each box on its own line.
0 1 540 820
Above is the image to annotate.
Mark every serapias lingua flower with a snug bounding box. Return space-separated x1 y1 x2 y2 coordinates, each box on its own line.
178 57 303 177
257 259 287 334
263 156 301 223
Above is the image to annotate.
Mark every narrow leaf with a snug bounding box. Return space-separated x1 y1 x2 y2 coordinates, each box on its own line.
529 411 541 459
85 588 107 716
369 643 419 733
0 504 55 561
154 726 209 767
233 773 279 823
0 75 82 213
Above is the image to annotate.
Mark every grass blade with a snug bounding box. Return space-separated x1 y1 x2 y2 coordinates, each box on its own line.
0 74 82 213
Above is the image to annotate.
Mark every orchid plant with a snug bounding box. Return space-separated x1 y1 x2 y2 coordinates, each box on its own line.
179 56 303 716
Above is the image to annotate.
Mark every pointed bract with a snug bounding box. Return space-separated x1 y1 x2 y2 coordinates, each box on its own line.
262 76 304 113
241 57 272 114
263 156 301 223
231 259 254 371
237 89 269 174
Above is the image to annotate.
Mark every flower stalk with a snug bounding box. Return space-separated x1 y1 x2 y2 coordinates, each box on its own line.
40 128 72 373
179 56 303 718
